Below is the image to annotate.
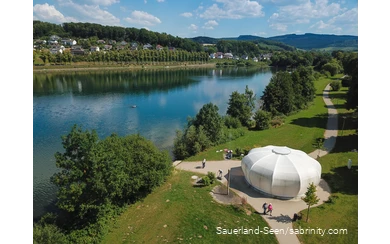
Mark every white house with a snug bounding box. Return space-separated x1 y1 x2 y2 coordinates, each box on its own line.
224 53 233 59
90 46 100 52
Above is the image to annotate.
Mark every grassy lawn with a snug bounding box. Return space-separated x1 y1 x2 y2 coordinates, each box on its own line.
292 85 358 244
102 170 278 244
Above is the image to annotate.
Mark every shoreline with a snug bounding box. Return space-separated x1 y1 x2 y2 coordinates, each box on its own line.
33 62 218 73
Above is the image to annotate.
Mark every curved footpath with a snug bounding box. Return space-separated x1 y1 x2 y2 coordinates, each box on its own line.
175 84 338 244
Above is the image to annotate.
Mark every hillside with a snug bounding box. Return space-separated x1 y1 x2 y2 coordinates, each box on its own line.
267 33 358 50
190 33 358 51
189 35 295 52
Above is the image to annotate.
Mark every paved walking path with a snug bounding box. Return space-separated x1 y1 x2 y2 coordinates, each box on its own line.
175 84 338 244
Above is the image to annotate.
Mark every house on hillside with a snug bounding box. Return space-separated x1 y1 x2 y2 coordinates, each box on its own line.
120 41 128 46
90 46 100 52
156 44 163 51
143 43 153 50
241 55 248 60
131 42 138 50
62 39 77 46
252 57 258 62
50 47 63 54
209 53 216 59
50 35 61 41
103 45 112 51
109 40 117 45
216 52 223 59
224 53 233 59
97 40 106 44
70 46 85 55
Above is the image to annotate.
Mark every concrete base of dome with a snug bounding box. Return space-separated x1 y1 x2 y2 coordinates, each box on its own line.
243 177 304 201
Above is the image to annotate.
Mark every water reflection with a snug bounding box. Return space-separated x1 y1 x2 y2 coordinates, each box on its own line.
33 67 273 220
33 67 272 95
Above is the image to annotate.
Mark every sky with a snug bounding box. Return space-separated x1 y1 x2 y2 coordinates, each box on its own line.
33 0 358 38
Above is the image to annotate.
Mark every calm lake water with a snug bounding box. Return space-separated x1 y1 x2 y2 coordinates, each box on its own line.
33 67 275 220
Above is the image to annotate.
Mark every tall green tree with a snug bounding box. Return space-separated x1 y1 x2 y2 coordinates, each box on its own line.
291 66 316 109
192 103 223 143
253 110 271 130
261 71 295 115
342 52 358 110
245 85 256 111
301 183 320 222
227 91 253 127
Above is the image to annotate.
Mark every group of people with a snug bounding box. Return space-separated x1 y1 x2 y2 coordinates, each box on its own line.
262 202 273 216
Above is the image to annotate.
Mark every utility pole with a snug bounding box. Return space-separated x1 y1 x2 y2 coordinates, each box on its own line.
227 169 231 195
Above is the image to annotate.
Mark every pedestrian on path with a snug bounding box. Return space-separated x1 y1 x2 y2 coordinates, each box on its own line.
202 158 206 169
218 169 223 179
267 203 273 216
262 202 268 215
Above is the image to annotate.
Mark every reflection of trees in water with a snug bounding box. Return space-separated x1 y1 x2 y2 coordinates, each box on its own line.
33 67 272 95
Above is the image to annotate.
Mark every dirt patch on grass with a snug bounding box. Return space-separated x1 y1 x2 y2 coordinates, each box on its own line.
210 185 241 205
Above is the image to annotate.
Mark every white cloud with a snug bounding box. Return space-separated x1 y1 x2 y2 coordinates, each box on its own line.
180 12 193 18
188 24 198 31
72 6 120 26
310 20 330 29
200 0 264 19
328 8 357 25
125 10 162 26
33 3 78 23
57 0 120 26
309 8 357 34
270 23 288 32
84 0 119 6
157 0 165 2
202 20 219 30
269 0 342 25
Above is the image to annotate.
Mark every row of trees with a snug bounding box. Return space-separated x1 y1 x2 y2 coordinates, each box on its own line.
33 49 210 65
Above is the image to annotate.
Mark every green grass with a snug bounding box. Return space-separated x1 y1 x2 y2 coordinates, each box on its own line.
292 84 358 244
102 170 278 244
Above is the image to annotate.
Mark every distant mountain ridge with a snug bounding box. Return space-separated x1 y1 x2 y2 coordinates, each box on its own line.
189 33 358 50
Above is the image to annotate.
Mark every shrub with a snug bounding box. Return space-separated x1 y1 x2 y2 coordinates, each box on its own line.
224 115 242 129
253 110 271 130
270 115 285 128
207 171 216 184
202 176 211 186
330 81 341 91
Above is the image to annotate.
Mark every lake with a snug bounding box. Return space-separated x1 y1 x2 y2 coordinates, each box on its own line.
33 67 275 220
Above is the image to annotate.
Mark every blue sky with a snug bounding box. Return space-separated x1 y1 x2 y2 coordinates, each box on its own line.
32 0 358 38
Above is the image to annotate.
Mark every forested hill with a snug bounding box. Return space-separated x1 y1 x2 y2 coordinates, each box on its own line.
190 33 357 51
189 35 295 51
267 33 358 50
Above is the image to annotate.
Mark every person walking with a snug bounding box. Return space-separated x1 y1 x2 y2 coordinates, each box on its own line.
267 203 273 216
202 158 206 169
218 169 223 179
262 202 268 215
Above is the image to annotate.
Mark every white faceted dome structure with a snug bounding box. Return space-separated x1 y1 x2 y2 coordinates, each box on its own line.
241 145 322 199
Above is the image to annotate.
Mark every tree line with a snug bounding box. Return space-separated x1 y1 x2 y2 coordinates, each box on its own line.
33 48 210 65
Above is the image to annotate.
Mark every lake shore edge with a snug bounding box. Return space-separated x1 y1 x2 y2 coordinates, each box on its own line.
33 62 218 73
